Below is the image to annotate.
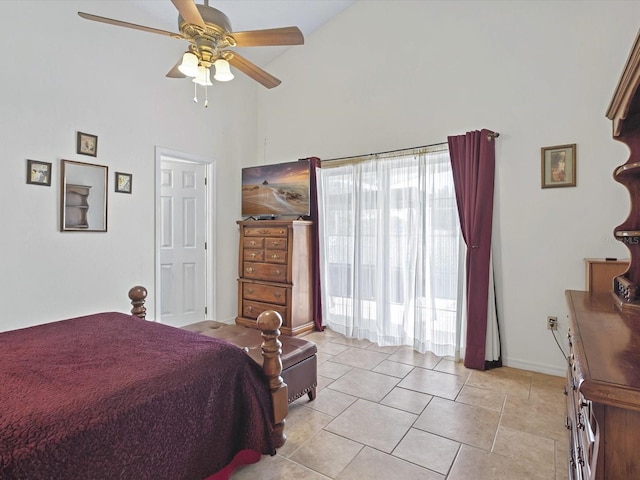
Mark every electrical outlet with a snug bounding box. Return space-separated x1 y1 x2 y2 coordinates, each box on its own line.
547 316 558 331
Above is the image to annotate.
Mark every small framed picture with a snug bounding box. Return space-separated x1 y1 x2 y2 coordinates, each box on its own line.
541 143 576 188
26 159 52 186
77 131 98 157
115 172 132 193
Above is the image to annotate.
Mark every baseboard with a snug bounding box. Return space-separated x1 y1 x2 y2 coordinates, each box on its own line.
502 357 566 377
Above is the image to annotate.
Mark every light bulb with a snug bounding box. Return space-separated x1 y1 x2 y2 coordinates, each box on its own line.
214 59 234 82
193 66 213 86
178 52 198 77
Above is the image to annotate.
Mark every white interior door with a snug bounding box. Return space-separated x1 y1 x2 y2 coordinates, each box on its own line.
156 149 213 327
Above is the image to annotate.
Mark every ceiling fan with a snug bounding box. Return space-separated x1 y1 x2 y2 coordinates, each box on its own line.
78 0 304 104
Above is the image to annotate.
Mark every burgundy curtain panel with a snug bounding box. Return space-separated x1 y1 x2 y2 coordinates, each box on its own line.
447 130 496 370
302 156 324 331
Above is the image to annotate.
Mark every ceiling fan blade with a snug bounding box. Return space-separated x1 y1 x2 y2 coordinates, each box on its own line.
78 12 182 39
225 52 281 89
230 27 304 47
166 59 187 78
171 0 206 28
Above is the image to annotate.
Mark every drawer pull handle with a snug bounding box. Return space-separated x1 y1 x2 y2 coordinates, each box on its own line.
271 241 280 247
274 293 281 299
247 306 253 312
279 230 285 234
247 288 254 295
272 254 280 259
275 269 282 275
250 252 257 258
246 267 254 273
250 240 256 246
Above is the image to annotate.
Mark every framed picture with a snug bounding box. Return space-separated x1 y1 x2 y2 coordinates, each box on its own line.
115 172 132 194
541 143 576 188
77 131 98 157
26 159 52 186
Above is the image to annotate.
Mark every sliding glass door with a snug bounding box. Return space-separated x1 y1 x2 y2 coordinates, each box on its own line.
317 146 461 356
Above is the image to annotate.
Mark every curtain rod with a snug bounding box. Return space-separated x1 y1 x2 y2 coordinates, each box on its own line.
321 131 500 164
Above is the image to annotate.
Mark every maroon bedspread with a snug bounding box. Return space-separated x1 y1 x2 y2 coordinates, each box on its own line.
0 312 275 479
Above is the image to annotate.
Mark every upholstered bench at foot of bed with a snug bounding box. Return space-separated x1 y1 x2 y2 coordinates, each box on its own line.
183 321 318 404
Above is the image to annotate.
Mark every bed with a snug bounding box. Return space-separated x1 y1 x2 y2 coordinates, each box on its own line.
0 286 288 480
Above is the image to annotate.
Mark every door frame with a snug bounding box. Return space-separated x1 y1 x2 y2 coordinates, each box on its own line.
154 146 216 323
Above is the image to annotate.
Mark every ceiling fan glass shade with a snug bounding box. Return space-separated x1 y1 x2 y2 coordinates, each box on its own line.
178 52 199 77
193 66 213 86
214 59 234 82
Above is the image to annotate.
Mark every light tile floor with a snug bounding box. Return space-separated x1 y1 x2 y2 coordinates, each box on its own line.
233 328 568 480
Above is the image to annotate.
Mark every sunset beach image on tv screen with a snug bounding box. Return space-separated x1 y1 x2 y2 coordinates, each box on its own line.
241 160 310 217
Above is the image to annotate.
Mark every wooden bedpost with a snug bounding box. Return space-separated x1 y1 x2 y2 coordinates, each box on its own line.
128 286 147 319
256 310 288 449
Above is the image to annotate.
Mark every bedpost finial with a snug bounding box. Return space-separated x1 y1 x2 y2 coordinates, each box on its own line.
128 285 147 319
257 310 283 331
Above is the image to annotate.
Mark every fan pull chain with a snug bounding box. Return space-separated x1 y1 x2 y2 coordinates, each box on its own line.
193 83 198 103
204 86 209 108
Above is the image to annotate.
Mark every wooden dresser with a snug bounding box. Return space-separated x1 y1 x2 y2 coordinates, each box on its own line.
236 220 314 336
566 290 640 480
564 28 640 480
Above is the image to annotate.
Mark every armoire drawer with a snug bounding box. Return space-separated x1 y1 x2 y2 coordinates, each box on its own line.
242 300 287 322
244 227 288 238
264 249 287 264
264 237 288 250
243 237 265 249
244 249 265 262
243 283 288 306
243 262 287 282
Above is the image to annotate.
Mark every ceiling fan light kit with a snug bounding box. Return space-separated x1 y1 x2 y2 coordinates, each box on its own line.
78 0 304 108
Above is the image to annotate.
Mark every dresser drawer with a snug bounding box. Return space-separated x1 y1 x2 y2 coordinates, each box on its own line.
243 237 265 249
265 237 288 250
244 249 265 262
243 262 287 282
244 227 288 237
243 283 288 306
265 249 287 264
566 327 599 480
242 300 287 321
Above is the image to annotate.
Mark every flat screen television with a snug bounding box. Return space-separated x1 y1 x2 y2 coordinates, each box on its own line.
241 159 311 218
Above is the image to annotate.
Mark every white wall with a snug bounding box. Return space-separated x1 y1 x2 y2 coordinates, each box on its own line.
0 1 257 331
4 0 638 376
256 0 639 375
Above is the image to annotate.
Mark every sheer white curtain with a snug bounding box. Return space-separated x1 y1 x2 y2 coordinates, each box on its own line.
317 146 461 356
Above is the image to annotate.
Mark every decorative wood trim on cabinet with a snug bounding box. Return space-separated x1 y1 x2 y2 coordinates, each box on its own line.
236 220 314 336
606 28 640 313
